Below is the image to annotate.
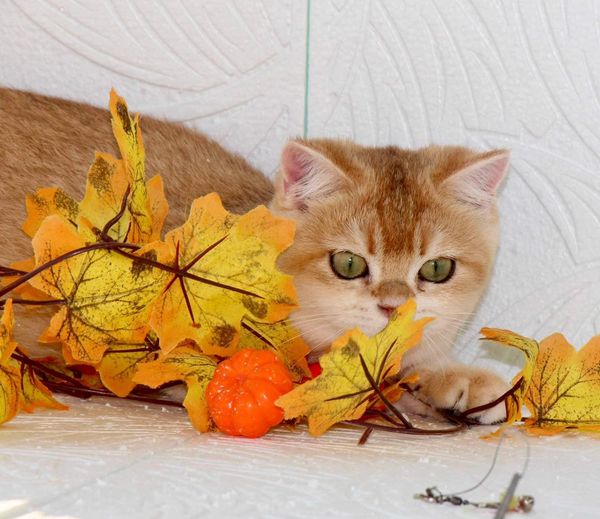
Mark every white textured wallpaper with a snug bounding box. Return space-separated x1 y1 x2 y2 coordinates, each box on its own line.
3 3 600 519
3 0 600 375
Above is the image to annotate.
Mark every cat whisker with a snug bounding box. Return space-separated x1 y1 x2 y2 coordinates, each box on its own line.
307 326 347 355
277 320 341 350
290 311 353 321
420 335 453 379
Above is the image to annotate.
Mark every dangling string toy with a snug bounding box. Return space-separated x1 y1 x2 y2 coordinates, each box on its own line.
414 432 534 517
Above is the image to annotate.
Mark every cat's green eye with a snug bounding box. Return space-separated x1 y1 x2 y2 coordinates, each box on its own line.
418 258 456 283
330 251 369 280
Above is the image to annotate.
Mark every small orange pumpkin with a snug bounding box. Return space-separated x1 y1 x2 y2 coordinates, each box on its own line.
206 349 293 438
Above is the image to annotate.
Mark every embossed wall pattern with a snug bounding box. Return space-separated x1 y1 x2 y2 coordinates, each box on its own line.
3 0 600 376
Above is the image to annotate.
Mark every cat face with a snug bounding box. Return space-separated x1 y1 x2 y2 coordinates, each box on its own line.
270 140 509 368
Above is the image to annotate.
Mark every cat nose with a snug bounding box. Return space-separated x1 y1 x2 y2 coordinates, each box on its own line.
377 304 397 318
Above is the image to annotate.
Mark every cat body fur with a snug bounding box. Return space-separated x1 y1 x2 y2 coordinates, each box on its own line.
0 88 509 423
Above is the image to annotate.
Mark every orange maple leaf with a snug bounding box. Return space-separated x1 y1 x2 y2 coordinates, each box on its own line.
133 341 217 432
18 361 68 413
97 337 160 397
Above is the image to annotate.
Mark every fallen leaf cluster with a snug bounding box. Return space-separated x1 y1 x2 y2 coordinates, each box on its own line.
0 90 308 432
2 90 600 440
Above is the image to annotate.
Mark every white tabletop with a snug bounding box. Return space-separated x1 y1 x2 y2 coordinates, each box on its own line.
0 395 596 519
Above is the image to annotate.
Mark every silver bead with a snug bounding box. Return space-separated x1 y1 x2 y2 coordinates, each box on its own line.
517 495 535 513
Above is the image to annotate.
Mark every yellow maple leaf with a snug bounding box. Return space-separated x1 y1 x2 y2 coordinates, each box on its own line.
149 193 297 355
0 363 20 426
0 301 20 424
239 318 310 382
0 299 18 364
133 341 217 432
109 89 167 244
30 215 168 364
523 333 600 434
480 328 539 424
22 92 167 247
276 300 432 436
79 153 132 242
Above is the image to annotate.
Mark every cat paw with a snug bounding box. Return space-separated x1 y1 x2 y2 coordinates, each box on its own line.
412 365 510 425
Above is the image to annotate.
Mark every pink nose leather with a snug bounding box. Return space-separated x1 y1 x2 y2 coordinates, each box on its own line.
378 304 396 318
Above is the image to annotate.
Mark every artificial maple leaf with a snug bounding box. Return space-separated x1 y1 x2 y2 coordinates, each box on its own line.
22 92 167 246
37 355 105 390
78 152 132 242
0 299 18 364
23 187 80 239
0 258 54 301
0 362 19 425
0 300 65 422
17 361 68 413
30 215 168 364
97 338 159 397
523 333 600 434
149 193 297 355
0 300 20 424
276 300 432 436
109 89 167 244
480 328 539 424
133 341 217 432
239 318 310 382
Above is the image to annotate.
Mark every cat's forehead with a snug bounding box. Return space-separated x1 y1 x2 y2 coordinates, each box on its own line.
304 140 488 257
323 198 430 262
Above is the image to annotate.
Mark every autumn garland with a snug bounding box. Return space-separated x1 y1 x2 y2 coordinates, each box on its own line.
0 90 436 437
2 90 600 439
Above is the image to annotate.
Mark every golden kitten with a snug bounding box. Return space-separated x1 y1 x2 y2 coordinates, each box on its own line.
0 88 509 423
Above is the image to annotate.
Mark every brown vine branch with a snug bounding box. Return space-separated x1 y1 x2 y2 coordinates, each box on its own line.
459 377 524 420
0 240 262 303
113 245 262 299
345 418 465 437
43 381 185 408
240 321 276 350
12 351 88 389
0 298 65 309
104 337 160 355
13 349 184 408
0 241 139 298
99 184 131 241
358 353 414 429
104 347 156 355
0 266 28 277
358 427 373 445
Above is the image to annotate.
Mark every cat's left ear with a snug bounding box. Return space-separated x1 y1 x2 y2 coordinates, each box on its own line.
273 141 349 211
442 150 510 209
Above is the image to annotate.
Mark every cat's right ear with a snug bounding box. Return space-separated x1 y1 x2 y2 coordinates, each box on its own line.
274 141 348 211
